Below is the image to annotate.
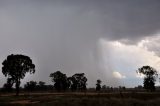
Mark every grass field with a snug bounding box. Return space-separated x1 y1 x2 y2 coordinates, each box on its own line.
1 92 160 106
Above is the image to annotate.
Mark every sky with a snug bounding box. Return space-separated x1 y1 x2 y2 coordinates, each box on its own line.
0 0 160 87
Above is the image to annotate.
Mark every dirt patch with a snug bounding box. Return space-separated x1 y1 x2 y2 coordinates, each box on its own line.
10 100 39 104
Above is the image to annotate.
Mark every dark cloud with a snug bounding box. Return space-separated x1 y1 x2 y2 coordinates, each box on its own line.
79 0 160 42
38 0 160 41
0 0 160 87
1 0 160 41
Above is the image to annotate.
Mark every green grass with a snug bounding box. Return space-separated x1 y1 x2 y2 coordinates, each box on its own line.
1 92 160 106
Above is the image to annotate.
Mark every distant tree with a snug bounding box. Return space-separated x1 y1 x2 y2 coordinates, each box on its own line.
45 85 54 91
24 81 37 91
38 81 46 90
69 73 87 91
2 78 14 92
137 85 143 89
50 71 68 91
137 65 158 91
110 87 113 92
68 76 77 91
2 54 35 95
122 86 126 91
96 79 102 91
119 86 126 92
39 81 45 86
102 85 107 91
68 76 76 91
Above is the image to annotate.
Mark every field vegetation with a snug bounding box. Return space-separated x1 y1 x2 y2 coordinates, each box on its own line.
1 92 160 106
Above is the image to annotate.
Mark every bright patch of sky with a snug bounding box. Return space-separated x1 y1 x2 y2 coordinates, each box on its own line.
99 35 160 87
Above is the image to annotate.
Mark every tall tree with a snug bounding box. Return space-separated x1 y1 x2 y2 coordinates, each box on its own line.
96 79 102 91
2 54 35 95
137 66 158 91
50 71 68 91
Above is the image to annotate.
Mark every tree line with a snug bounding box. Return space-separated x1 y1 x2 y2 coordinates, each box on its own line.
50 71 87 92
1 54 159 96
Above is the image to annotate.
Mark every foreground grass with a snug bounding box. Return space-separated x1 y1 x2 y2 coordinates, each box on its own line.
1 92 160 106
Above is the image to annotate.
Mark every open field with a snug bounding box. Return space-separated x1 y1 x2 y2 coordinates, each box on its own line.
1 92 160 106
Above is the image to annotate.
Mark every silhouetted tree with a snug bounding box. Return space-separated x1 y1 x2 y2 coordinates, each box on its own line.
96 79 102 91
102 85 107 91
45 85 54 91
137 85 143 89
68 76 77 91
39 81 45 86
69 73 87 91
38 81 46 90
119 86 125 92
24 81 37 91
137 65 158 91
122 86 126 91
2 54 35 95
50 71 68 92
2 78 14 92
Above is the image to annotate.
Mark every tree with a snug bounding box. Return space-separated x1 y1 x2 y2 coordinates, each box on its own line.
137 65 158 91
102 85 107 91
96 79 102 91
2 54 35 95
69 73 87 91
38 81 46 91
2 78 14 92
50 71 68 91
68 76 77 91
24 81 37 91
39 81 45 87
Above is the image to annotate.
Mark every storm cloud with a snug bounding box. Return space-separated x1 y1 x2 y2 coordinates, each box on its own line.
0 0 160 87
